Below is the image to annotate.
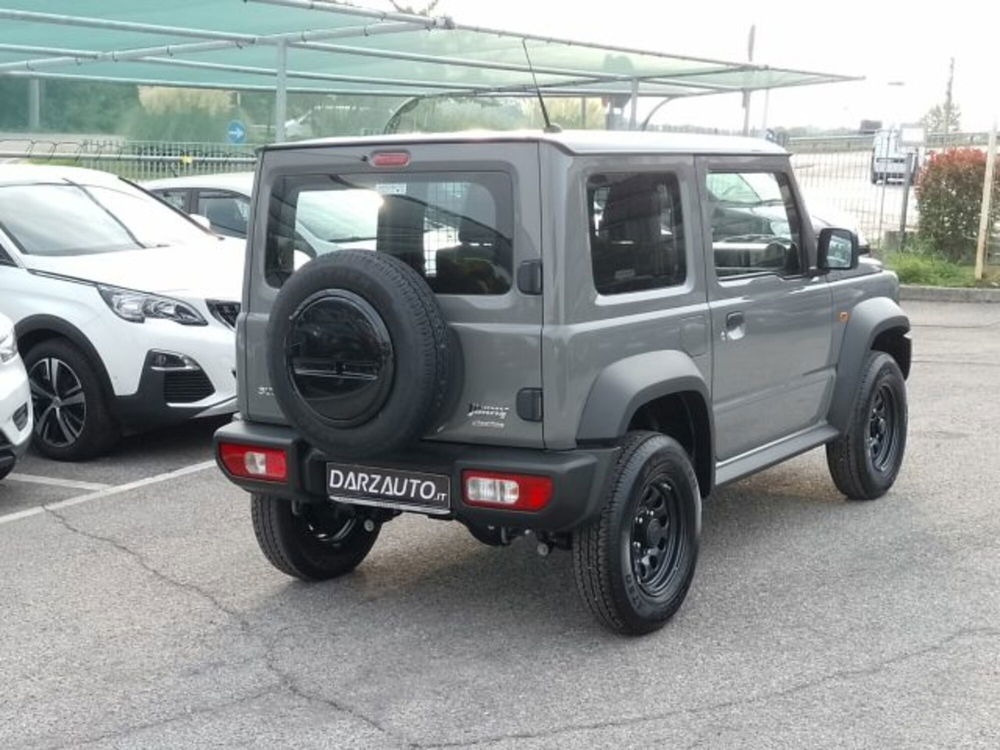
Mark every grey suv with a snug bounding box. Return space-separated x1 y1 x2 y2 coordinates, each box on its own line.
216 131 910 634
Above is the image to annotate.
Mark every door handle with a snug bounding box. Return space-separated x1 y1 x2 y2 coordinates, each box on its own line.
723 311 746 341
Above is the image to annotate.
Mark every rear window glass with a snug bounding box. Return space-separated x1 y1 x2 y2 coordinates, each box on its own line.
587 173 686 295
266 171 514 295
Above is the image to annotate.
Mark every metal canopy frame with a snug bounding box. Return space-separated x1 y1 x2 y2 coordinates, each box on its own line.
0 0 860 138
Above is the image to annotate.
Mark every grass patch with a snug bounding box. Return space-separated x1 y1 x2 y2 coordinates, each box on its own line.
885 251 1000 288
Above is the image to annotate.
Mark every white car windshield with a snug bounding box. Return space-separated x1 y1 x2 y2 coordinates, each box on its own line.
0 180 210 256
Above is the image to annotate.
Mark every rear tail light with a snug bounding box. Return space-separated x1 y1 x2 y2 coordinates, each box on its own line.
462 471 553 511
219 443 288 482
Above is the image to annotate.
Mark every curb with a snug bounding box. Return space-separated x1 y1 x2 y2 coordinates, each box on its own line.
900 284 1000 303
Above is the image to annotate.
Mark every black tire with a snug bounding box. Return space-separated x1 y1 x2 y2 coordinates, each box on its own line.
24 338 119 461
250 494 381 581
826 351 908 500
573 432 701 635
267 250 457 459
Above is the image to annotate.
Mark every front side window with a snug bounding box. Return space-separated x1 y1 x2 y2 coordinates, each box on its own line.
587 172 686 295
155 188 189 212
267 171 513 295
0 181 209 256
198 190 250 238
706 171 803 278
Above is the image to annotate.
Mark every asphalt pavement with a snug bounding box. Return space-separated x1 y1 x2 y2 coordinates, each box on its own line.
1 300 998 749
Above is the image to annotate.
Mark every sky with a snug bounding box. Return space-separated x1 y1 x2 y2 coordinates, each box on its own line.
381 0 1000 132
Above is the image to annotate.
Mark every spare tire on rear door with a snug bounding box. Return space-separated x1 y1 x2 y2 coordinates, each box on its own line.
267 249 457 459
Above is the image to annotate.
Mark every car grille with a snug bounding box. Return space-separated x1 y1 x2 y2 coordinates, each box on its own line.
208 300 240 329
13 403 28 430
164 371 215 404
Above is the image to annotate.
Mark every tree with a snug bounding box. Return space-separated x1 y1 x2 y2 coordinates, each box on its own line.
921 103 961 135
917 148 1000 261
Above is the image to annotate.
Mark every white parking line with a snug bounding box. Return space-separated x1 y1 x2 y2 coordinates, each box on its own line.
6 473 111 491
0 460 217 527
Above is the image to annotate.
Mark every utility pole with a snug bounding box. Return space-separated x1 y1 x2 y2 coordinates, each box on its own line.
974 120 997 281
741 24 755 136
943 57 955 134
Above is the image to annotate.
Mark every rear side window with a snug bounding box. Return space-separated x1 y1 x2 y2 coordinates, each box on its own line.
587 173 686 295
266 171 513 295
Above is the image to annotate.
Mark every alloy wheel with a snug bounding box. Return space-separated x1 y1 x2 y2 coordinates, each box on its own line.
29 357 87 448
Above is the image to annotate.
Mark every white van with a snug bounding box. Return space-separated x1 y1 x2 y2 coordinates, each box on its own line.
871 128 922 184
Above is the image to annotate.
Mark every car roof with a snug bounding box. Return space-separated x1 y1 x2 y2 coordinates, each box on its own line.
0 163 127 187
265 129 787 156
143 172 254 193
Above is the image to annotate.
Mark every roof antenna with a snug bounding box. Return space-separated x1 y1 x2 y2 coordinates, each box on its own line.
521 39 561 133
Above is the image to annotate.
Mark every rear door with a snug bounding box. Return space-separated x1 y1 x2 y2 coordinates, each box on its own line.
697 156 835 461
243 140 544 448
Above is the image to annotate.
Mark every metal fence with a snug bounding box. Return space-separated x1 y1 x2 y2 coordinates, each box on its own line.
0 136 257 181
3 133 997 263
788 132 999 260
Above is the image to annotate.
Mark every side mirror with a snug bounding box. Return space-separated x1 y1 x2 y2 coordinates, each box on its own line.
189 214 213 231
817 227 860 271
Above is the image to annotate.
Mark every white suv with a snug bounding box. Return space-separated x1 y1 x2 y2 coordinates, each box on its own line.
0 165 243 461
0 312 31 479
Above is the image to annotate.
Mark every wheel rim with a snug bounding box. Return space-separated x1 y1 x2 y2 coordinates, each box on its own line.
294 503 360 547
629 476 685 598
868 383 899 473
29 357 86 448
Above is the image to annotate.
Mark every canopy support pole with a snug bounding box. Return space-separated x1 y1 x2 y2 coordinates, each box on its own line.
28 77 41 130
628 79 639 130
275 41 288 142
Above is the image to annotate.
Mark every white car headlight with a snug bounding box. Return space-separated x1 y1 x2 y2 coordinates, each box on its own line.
0 322 16 363
97 285 206 326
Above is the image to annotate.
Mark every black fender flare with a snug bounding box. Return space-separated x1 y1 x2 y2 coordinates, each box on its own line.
827 297 910 433
577 349 713 442
14 314 117 407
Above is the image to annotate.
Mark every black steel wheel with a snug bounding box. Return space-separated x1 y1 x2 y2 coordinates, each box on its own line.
251 494 381 581
573 432 700 635
629 478 687 599
827 351 908 500
24 338 119 461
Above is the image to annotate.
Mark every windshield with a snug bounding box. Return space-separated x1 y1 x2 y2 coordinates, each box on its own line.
0 180 210 256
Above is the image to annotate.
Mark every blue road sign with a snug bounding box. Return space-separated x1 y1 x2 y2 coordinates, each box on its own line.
227 120 247 145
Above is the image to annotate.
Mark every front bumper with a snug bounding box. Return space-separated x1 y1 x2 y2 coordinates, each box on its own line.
215 420 620 533
0 356 32 472
115 350 237 433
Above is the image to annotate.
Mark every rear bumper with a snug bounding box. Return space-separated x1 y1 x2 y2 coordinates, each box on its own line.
214 420 619 533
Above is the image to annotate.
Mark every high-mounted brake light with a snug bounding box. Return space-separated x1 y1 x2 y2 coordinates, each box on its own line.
462 471 553 511
371 151 411 168
219 443 288 483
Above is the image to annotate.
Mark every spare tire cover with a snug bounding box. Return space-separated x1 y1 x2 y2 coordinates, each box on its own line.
267 249 457 459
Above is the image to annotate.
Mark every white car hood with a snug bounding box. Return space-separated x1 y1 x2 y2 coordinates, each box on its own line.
22 238 245 302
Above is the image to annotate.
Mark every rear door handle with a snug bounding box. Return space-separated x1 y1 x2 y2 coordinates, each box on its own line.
724 311 746 341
